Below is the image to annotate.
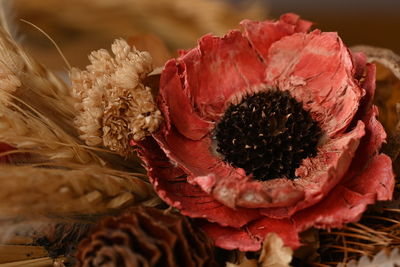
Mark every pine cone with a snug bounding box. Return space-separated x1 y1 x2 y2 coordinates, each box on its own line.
75 206 220 267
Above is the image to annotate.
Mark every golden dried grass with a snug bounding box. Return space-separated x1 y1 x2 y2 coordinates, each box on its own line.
0 5 156 225
317 208 400 266
0 165 153 217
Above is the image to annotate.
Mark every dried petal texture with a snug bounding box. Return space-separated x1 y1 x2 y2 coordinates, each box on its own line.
71 39 162 156
133 137 261 228
262 30 362 137
259 233 293 267
225 233 292 267
135 14 394 251
76 206 219 267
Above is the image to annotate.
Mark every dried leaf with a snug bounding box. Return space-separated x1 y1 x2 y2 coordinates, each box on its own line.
338 248 400 267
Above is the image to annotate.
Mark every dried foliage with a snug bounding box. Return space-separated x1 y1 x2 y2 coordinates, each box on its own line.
317 210 400 266
71 39 162 156
2 2 400 267
0 22 139 169
0 7 159 264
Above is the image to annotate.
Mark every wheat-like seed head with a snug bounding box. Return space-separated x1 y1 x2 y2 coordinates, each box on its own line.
0 12 157 223
0 165 155 217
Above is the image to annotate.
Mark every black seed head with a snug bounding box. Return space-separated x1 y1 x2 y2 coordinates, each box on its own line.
215 90 322 181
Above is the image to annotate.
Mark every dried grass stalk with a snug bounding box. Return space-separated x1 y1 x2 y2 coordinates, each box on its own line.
0 8 159 226
0 165 154 217
0 257 54 267
0 99 104 166
317 209 400 266
0 24 105 166
0 25 76 132
0 244 49 264
0 24 145 170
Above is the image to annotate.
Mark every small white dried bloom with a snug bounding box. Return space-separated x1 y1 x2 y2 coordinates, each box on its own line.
71 39 162 156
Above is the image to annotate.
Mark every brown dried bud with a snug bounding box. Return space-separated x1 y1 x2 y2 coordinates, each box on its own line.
75 206 220 267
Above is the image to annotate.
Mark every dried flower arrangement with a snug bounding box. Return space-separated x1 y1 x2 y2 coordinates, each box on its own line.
1 2 400 267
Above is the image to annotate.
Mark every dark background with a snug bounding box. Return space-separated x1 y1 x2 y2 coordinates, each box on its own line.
267 0 400 53
13 0 400 70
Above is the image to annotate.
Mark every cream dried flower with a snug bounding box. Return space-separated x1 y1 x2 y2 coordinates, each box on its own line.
71 39 162 156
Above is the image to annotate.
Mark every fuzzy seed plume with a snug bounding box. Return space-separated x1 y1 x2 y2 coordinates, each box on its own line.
71 39 162 156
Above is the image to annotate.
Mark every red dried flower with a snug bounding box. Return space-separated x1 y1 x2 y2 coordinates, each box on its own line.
133 13 395 251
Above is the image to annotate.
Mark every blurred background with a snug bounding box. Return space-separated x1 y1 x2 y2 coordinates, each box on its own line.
11 0 400 70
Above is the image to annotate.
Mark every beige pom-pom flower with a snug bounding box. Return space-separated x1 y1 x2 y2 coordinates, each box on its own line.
71 39 162 156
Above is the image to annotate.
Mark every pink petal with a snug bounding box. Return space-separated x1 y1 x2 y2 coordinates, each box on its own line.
155 126 305 209
260 121 365 218
241 13 312 62
179 30 266 121
294 153 394 231
346 154 394 201
353 63 376 124
211 174 305 209
345 106 386 180
352 52 367 80
265 30 363 137
294 121 365 201
132 137 260 228
294 185 374 230
158 59 213 140
201 216 300 251
154 126 238 179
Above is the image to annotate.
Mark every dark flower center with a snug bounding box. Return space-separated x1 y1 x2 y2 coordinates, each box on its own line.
215 90 322 181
